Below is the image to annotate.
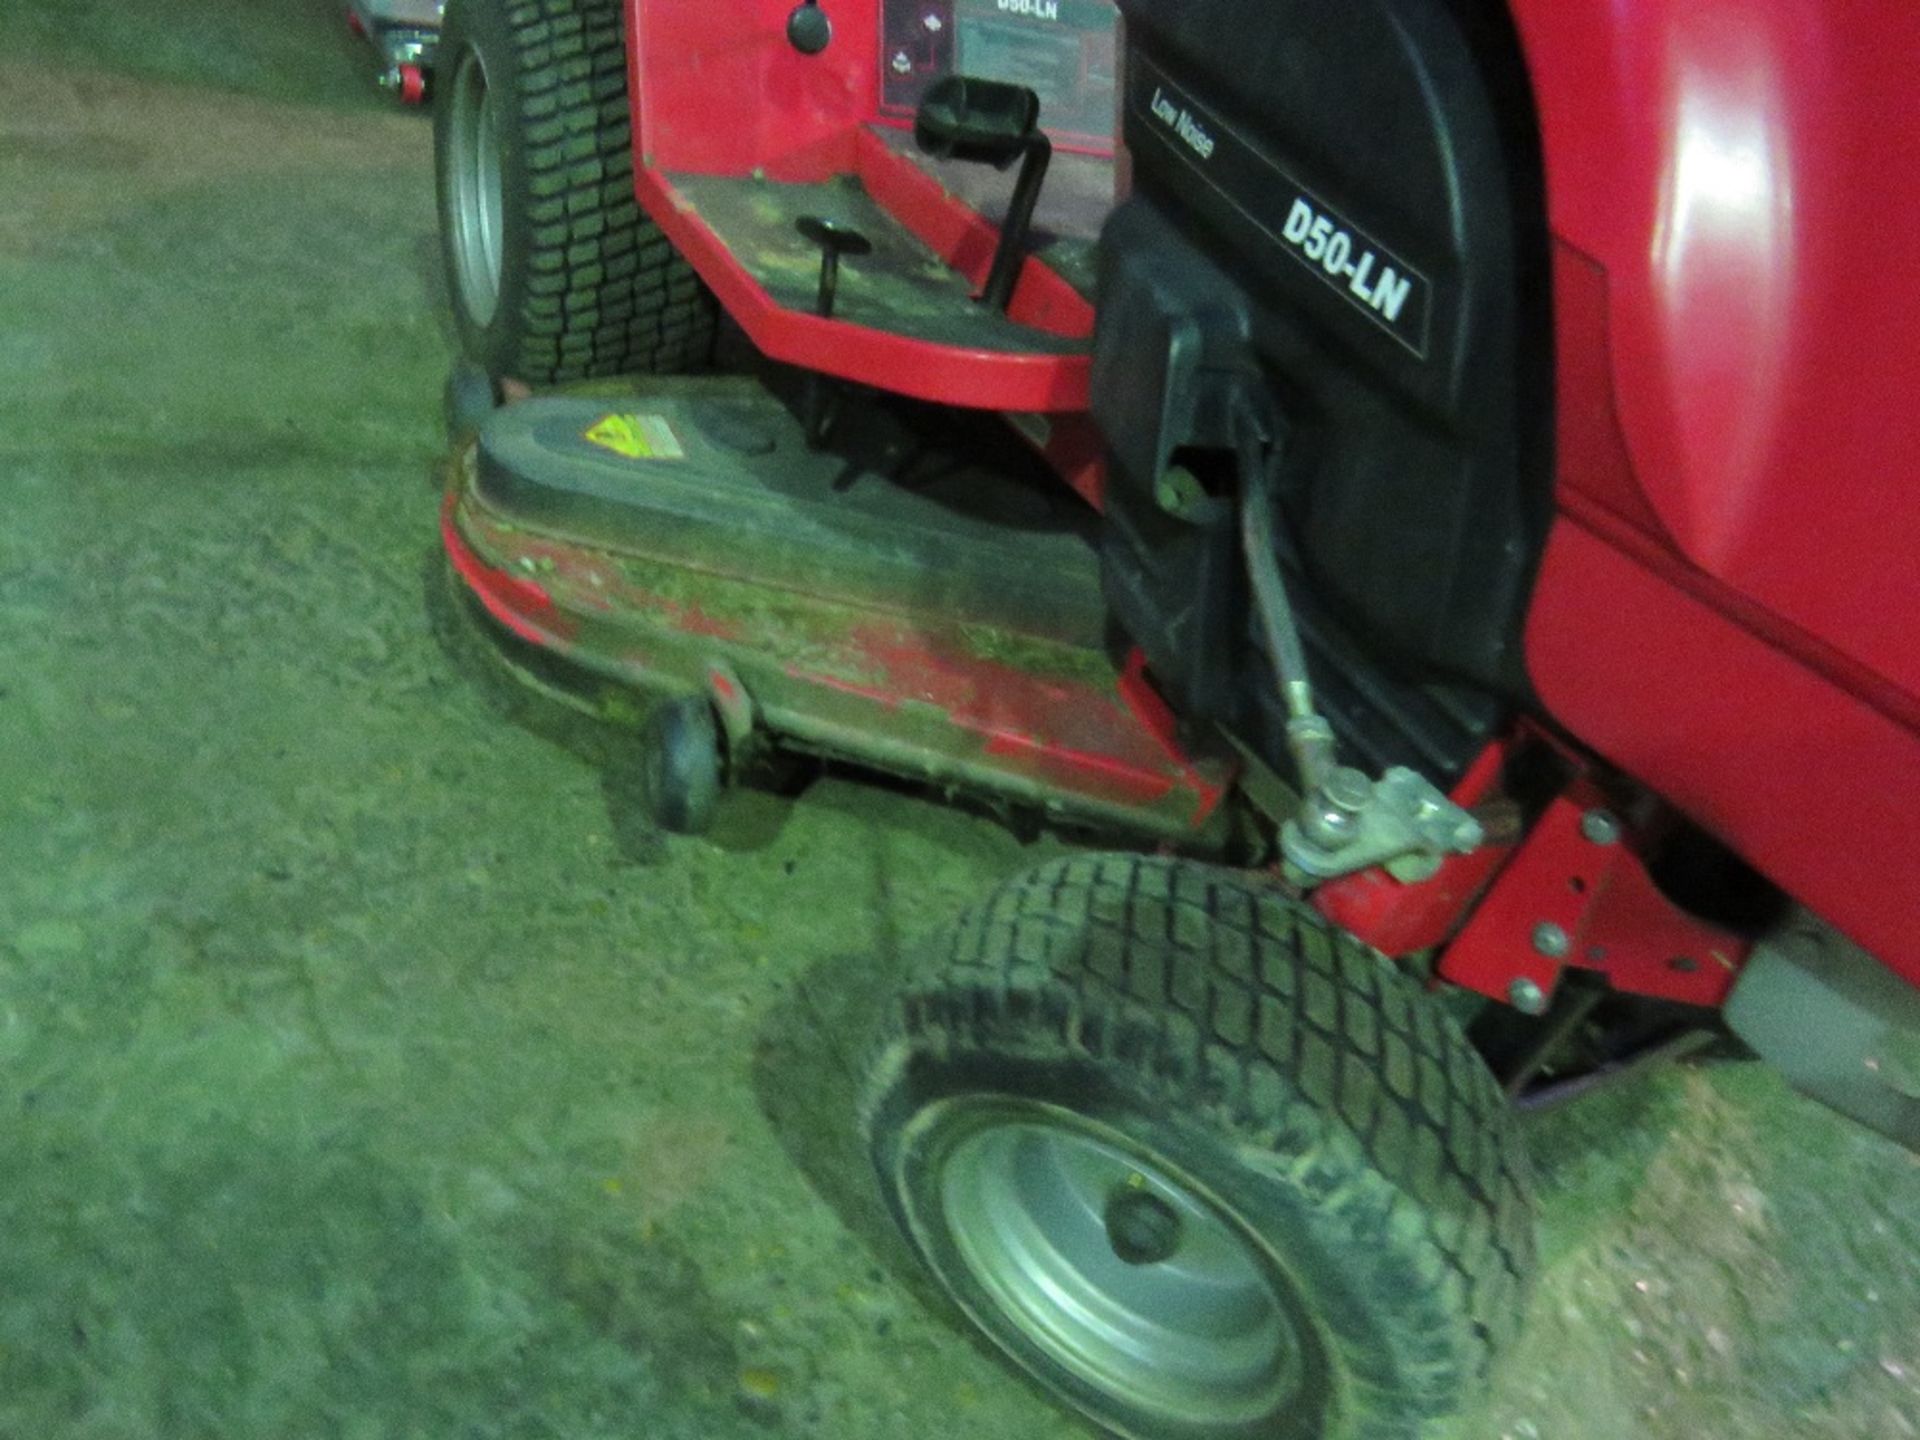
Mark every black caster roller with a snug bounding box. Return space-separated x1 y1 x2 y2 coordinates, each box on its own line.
643 694 724 835
443 358 499 443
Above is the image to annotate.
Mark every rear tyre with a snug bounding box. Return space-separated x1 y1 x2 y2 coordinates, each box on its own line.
434 0 717 383
861 854 1535 1440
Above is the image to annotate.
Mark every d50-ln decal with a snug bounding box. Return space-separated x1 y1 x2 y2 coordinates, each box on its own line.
1280 198 1415 330
1132 59 1435 359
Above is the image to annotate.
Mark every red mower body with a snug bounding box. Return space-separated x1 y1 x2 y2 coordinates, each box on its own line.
1508 0 1920 990
428 4 1920 1428
607 0 1920 993
439 0 1919 1150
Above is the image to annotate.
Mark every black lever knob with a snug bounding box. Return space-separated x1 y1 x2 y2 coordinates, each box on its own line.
795 215 872 255
795 216 873 319
786 1 832 55
793 217 873 450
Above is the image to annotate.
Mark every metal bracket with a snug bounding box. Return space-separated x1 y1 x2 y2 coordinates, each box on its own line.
1437 780 1752 1011
1281 765 1485 883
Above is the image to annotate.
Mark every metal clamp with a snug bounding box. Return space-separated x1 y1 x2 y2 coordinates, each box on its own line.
1281 765 1485 884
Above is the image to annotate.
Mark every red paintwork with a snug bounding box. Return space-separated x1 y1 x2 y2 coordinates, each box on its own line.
1510 0 1920 988
1111 647 1238 825
1438 781 1752 1010
1526 516 1920 986
448 483 1228 836
1018 412 1108 512
441 1 1920 1012
441 498 567 648
794 652 1217 824
1313 741 1515 958
841 624 1227 822
982 731 1175 809
627 0 882 180
623 2 1094 413
1115 649 1179 757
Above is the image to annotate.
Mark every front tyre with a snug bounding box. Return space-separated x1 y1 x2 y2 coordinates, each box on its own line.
861 855 1535 1440
434 0 716 383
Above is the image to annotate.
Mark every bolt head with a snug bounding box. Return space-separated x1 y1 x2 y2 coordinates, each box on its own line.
1532 921 1572 959
1299 803 1361 854
1322 767 1373 815
1580 810 1622 846
1508 977 1549 1015
1153 465 1208 519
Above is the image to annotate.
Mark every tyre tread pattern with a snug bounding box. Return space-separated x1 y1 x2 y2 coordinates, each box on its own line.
867 854 1536 1434
495 0 714 380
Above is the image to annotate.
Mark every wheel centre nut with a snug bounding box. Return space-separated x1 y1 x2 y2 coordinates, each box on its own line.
1104 1187 1184 1266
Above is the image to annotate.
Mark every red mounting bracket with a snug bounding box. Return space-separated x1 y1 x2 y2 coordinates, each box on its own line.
1437 780 1752 1011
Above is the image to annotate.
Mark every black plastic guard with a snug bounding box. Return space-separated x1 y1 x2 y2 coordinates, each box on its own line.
1095 0 1552 778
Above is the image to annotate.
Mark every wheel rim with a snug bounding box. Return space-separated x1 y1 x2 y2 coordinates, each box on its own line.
446 48 505 327
912 1099 1309 1432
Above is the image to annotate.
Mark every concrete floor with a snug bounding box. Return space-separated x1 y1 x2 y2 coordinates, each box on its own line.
0 4 1916 1437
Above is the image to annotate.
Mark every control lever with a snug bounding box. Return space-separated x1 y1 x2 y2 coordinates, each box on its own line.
913 75 1052 312
1232 403 1485 883
794 216 873 447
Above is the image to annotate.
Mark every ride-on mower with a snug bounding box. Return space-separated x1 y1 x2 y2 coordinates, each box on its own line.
430 0 1920 1434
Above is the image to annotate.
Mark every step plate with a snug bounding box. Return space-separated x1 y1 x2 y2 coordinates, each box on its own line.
671 174 1088 353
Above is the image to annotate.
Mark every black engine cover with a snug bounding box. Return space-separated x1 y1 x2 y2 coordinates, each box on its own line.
1095 0 1552 781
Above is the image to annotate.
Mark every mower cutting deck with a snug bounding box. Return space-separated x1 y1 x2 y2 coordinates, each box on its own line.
444 375 1231 841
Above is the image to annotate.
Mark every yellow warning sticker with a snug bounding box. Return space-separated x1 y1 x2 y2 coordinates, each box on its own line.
583 413 687 461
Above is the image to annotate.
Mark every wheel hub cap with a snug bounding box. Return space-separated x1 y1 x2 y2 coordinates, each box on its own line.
446 50 505 327
1105 1188 1184 1267
928 1105 1307 1430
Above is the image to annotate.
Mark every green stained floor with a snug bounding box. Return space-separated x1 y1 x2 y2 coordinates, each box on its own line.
0 5 1915 1438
